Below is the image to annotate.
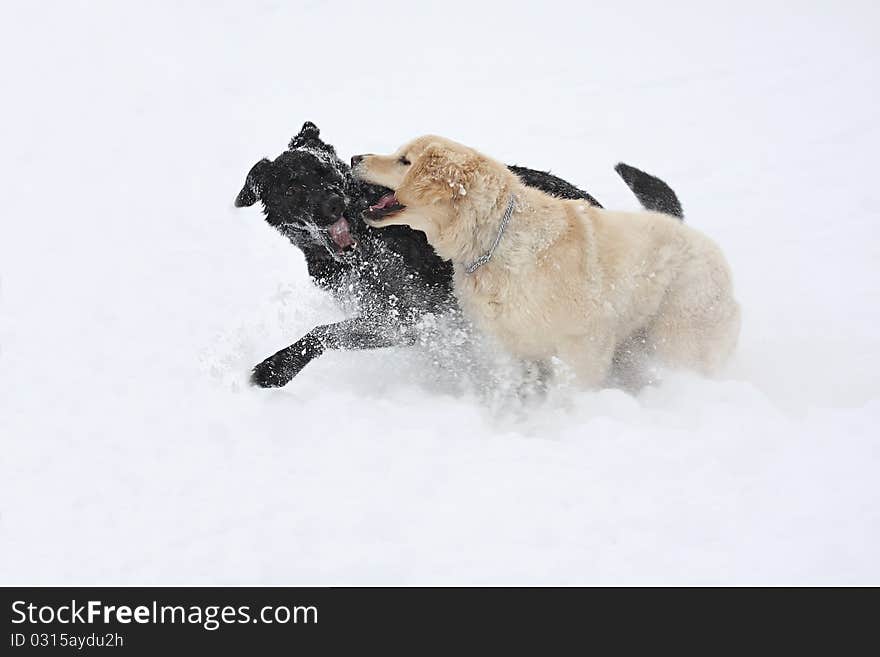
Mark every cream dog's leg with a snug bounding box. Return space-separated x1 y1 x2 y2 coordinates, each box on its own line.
558 334 617 388
646 243 740 376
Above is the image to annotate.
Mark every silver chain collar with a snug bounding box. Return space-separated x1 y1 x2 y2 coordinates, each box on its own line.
465 194 517 274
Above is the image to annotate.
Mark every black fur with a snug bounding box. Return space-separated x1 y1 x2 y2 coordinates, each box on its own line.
614 162 683 219
236 122 681 387
508 165 604 206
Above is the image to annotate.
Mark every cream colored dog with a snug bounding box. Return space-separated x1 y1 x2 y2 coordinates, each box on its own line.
352 136 740 388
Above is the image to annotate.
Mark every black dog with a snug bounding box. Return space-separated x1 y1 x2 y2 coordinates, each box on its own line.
235 122 682 387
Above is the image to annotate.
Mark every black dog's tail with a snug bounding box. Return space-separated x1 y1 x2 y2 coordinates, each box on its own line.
615 162 684 220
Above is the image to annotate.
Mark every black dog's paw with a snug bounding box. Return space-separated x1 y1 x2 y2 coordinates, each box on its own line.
250 348 310 388
250 358 290 388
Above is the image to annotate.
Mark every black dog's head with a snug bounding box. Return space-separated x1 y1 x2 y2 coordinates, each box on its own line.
235 121 364 255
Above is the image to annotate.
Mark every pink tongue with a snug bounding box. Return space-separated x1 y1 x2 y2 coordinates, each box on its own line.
371 193 397 210
328 217 355 249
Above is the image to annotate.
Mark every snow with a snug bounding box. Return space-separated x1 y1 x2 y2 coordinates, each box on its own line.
1 0 879 584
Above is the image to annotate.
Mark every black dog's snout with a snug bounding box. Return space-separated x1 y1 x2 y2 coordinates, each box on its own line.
351 155 366 168
322 194 345 219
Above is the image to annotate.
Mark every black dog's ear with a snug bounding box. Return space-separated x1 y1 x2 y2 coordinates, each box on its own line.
289 121 320 148
235 158 271 207
299 121 320 139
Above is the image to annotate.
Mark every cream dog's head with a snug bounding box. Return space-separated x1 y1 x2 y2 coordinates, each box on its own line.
351 136 516 261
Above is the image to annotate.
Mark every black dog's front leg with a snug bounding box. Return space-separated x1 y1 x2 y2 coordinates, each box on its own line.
250 317 407 388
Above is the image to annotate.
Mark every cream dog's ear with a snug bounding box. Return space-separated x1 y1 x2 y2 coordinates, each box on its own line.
410 142 478 201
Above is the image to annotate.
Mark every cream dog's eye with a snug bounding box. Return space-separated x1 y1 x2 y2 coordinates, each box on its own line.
398 156 411 165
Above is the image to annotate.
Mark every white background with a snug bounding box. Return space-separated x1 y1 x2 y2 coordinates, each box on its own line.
1 0 878 584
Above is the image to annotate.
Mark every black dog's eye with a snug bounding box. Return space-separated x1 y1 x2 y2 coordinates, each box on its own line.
398 156 411 166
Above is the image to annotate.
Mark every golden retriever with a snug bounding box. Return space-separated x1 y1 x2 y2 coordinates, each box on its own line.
352 136 740 388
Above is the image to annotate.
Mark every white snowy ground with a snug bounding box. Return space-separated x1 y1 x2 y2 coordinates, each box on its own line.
1 1 878 584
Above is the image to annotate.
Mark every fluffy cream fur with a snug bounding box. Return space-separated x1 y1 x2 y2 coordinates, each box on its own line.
354 136 740 387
